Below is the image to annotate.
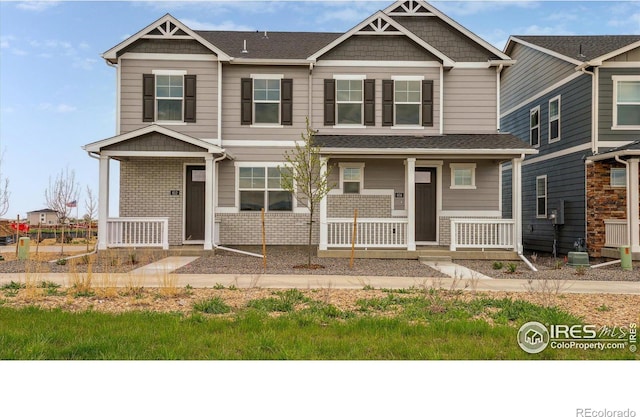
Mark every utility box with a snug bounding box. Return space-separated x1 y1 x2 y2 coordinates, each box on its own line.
567 251 589 267
17 237 30 260
620 246 632 271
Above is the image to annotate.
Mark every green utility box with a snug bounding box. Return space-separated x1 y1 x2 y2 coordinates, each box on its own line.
17 237 30 260
620 246 632 271
567 251 589 267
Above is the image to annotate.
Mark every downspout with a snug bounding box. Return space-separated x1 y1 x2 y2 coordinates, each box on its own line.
439 65 444 135
512 153 537 271
615 155 631 249
579 65 597 154
496 64 504 131
308 62 314 126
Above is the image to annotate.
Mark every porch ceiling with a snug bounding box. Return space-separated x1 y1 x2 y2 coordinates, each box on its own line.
314 133 537 157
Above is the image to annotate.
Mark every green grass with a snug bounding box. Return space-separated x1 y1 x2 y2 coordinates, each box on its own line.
0 294 636 359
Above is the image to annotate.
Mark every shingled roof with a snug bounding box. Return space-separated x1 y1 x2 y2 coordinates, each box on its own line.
513 35 640 62
196 31 342 59
314 134 536 153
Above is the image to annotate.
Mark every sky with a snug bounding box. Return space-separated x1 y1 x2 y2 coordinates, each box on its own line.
1 0 639 220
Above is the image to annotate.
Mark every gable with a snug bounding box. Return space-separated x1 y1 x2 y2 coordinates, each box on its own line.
318 35 440 61
118 39 213 57
102 132 209 153
605 45 640 63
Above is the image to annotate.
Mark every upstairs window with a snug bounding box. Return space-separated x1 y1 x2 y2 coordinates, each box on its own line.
382 78 433 127
156 75 183 121
324 77 374 126
530 106 540 147
241 76 292 126
142 71 196 123
336 79 363 125
394 80 421 125
548 96 560 143
613 76 640 129
253 79 280 124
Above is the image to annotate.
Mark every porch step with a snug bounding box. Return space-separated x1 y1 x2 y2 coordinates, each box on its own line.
418 255 452 263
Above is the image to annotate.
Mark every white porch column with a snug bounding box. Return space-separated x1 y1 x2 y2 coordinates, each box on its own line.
407 158 416 251
319 157 328 251
204 155 214 250
629 158 639 253
97 155 110 250
512 156 523 253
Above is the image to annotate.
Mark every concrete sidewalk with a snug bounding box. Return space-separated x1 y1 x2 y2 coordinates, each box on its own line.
1 271 638 294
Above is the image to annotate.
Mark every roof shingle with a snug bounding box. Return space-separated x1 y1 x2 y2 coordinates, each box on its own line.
514 35 640 61
314 134 534 151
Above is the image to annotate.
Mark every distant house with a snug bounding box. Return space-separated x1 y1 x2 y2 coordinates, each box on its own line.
27 209 59 226
83 0 536 254
500 35 640 259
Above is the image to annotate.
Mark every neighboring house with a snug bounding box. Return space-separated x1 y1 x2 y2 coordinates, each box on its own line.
83 0 536 254
27 209 59 226
500 35 640 259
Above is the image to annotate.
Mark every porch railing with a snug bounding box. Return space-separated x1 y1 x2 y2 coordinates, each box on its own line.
106 217 169 250
327 218 408 248
604 219 628 248
450 219 515 251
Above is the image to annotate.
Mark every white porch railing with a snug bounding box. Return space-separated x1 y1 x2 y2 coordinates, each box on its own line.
604 219 628 248
106 217 169 250
327 218 408 248
450 219 516 251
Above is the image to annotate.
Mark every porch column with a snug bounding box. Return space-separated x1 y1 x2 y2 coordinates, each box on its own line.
407 158 416 251
512 156 523 253
97 155 110 250
204 155 214 251
319 157 328 250
629 158 640 253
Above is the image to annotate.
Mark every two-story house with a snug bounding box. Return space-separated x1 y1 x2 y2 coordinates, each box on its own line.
500 35 640 260
83 0 536 256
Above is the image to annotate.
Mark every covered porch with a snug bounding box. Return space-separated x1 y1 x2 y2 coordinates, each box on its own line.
83 125 231 251
314 134 536 255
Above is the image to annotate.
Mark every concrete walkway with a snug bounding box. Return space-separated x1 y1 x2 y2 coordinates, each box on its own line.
420 260 493 280
128 256 199 276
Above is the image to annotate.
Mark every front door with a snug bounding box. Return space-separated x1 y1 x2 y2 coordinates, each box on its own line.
185 165 205 241
415 167 437 242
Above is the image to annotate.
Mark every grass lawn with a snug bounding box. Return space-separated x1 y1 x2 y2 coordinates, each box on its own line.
1 290 637 360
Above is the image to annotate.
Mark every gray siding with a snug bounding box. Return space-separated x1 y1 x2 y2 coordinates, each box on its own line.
501 42 576 113
120 58 218 138
443 68 497 134
220 65 309 141
119 39 212 56
103 132 207 152
598 67 640 142
312 66 441 135
319 35 439 61
442 160 499 211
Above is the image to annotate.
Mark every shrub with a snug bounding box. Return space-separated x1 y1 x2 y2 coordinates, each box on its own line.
492 262 503 270
56 258 67 266
193 297 231 314
506 263 517 274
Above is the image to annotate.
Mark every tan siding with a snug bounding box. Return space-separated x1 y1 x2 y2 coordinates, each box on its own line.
607 46 640 62
442 160 499 211
220 65 309 141
312 66 441 135
443 68 497 133
120 58 218 139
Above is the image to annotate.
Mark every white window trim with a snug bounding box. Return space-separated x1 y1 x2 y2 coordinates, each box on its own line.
335 76 365 127
393 78 422 127
234 162 296 212
536 175 547 219
251 75 282 126
338 162 365 194
612 75 640 130
548 95 561 143
449 163 477 190
530 106 540 148
610 167 627 188
153 70 187 123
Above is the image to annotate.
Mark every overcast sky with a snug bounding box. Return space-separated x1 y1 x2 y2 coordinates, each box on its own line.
1 0 639 219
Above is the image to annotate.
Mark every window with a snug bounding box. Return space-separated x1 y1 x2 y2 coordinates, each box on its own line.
530 106 540 147
39 213 46 224
336 79 363 125
450 163 476 189
238 166 292 211
548 96 560 142
613 76 640 128
395 80 421 125
340 163 364 194
536 175 547 219
611 167 626 187
253 79 280 124
156 75 183 121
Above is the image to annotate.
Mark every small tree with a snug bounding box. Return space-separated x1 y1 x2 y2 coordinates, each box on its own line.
0 151 9 218
84 186 97 251
280 118 334 267
44 168 80 254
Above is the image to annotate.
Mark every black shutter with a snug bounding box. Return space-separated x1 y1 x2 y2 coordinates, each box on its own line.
281 78 293 126
184 75 197 123
364 79 375 126
241 78 252 125
382 80 394 126
143 74 155 122
324 79 335 126
422 80 434 127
